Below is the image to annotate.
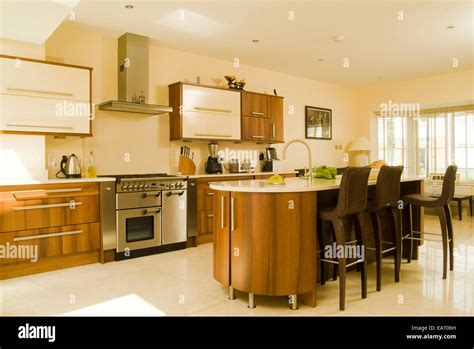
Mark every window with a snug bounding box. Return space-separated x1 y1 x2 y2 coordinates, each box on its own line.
377 105 474 181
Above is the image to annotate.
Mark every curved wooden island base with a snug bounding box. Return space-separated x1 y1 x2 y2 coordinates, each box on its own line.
213 190 317 308
211 176 424 309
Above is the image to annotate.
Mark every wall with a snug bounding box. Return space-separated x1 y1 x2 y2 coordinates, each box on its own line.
44 22 360 176
0 39 48 181
357 69 474 160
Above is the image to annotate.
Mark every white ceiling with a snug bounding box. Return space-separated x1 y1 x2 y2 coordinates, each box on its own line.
5 0 474 86
0 0 80 44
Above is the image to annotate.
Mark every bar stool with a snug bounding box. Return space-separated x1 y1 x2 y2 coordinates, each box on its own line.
318 167 371 311
366 165 403 291
402 165 457 279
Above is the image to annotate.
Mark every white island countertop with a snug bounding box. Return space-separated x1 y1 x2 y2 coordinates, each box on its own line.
0 177 116 187
210 176 424 193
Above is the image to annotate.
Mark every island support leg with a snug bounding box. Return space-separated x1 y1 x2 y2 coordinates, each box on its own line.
248 293 255 309
228 286 235 300
289 295 298 310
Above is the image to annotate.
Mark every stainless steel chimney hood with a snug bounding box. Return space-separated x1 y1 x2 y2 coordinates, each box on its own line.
98 33 172 115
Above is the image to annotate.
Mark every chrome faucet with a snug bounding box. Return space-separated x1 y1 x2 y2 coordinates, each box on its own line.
282 139 313 184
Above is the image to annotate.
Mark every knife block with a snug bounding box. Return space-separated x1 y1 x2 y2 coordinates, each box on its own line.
178 155 196 175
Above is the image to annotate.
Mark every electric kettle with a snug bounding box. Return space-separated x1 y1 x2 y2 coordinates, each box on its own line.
57 154 81 178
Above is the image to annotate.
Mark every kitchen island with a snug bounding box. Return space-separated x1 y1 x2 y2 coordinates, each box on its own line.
210 176 424 308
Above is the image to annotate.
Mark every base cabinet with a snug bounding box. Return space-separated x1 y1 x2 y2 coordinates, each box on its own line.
213 190 317 297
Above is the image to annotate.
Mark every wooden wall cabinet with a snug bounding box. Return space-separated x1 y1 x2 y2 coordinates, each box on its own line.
241 91 284 143
0 182 100 279
0 55 92 136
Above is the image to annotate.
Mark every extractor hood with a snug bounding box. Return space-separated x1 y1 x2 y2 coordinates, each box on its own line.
98 33 172 115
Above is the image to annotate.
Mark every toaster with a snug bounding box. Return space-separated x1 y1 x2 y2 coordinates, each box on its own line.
229 159 253 173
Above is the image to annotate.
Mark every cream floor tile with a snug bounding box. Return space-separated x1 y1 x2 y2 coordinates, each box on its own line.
1 215 473 316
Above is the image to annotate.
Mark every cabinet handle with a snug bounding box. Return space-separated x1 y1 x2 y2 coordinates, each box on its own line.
194 107 232 113
11 188 82 198
14 229 83 242
6 123 74 130
221 196 225 229
251 135 264 139
231 197 235 231
7 87 74 98
272 122 276 138
166 191 185 196
12 202 82 211
251 112 264 116
207 214 214 218
144 208 161 214
206 192 215 196
194 133 232 138
143 191 161 197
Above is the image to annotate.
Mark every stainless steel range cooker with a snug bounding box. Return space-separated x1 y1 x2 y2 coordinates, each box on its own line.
100 173 188 259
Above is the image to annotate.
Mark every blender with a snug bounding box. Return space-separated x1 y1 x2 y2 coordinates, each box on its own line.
205 142 223 174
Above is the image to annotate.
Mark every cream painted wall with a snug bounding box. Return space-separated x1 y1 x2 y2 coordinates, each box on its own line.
0 39 48 180
45 22 359 176
357 69 474 160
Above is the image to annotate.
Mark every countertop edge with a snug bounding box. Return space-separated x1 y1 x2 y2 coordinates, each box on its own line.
184 171 298 179
0 177 116 187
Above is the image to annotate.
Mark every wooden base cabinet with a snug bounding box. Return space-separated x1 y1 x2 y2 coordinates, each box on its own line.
0 182 101 279
213 190 317 301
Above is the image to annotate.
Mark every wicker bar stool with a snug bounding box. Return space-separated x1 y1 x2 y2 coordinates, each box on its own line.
366 165 403 291
401 165 457 279
318 167 371 311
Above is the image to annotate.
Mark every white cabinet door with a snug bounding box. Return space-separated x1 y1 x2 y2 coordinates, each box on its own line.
182 111 240 140
0 94 90 134
0 58 89 102
182 85 240 115
0 57 91 135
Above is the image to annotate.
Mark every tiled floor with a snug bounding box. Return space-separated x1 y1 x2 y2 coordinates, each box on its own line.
1 215 473 316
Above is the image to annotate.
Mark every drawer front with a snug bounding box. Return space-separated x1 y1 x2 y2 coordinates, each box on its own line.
0 195 99 233
0 222 100 264
197 185 215 211
182 85 240 116
198 210 214 234
0 57 90 102
0 94 90 134
241 92 269 118
0 182 99 201
182 111 240 140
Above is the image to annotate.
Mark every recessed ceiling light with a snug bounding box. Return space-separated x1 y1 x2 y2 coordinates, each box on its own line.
333 35 344 43
125 4 134 10
318 58 324 62
252 39 259 43
446 25 455 29
377 76 383 79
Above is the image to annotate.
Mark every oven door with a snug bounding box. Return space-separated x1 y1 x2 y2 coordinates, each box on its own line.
117 207 162 252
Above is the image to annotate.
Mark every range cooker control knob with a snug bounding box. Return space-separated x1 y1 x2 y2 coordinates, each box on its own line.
139 184 144 191
134 185 139 191
170 183 175 189
122 185 128 191
144 184 149 190
127 185 133 191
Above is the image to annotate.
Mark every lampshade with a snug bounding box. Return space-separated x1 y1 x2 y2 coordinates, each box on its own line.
348 137 371 151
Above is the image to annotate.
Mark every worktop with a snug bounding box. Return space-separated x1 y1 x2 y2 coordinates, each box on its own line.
0 177 116 187
182 171 298 179
210 176 424 193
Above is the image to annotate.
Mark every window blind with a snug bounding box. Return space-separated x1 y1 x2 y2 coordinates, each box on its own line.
377 105 474 181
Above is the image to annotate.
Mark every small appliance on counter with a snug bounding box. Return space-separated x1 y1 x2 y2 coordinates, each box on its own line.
229 159 253 173
205 142 223 174
56 154 81 178
262 147 282 172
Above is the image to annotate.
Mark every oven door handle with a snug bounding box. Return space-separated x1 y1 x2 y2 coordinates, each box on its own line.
143 191 161 198
143 208 161 215
166 191 185 197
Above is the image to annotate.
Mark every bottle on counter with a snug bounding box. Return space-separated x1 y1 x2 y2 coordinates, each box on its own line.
87 151 97 178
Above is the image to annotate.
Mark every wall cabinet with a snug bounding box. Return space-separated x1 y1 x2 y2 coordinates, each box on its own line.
0 182 100 279
169 82 241 141
241 91 284 143
0 55 92 136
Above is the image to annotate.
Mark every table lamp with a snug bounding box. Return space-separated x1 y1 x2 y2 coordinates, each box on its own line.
348 137 371 166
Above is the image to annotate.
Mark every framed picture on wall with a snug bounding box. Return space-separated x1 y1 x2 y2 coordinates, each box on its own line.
305 106 332 140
